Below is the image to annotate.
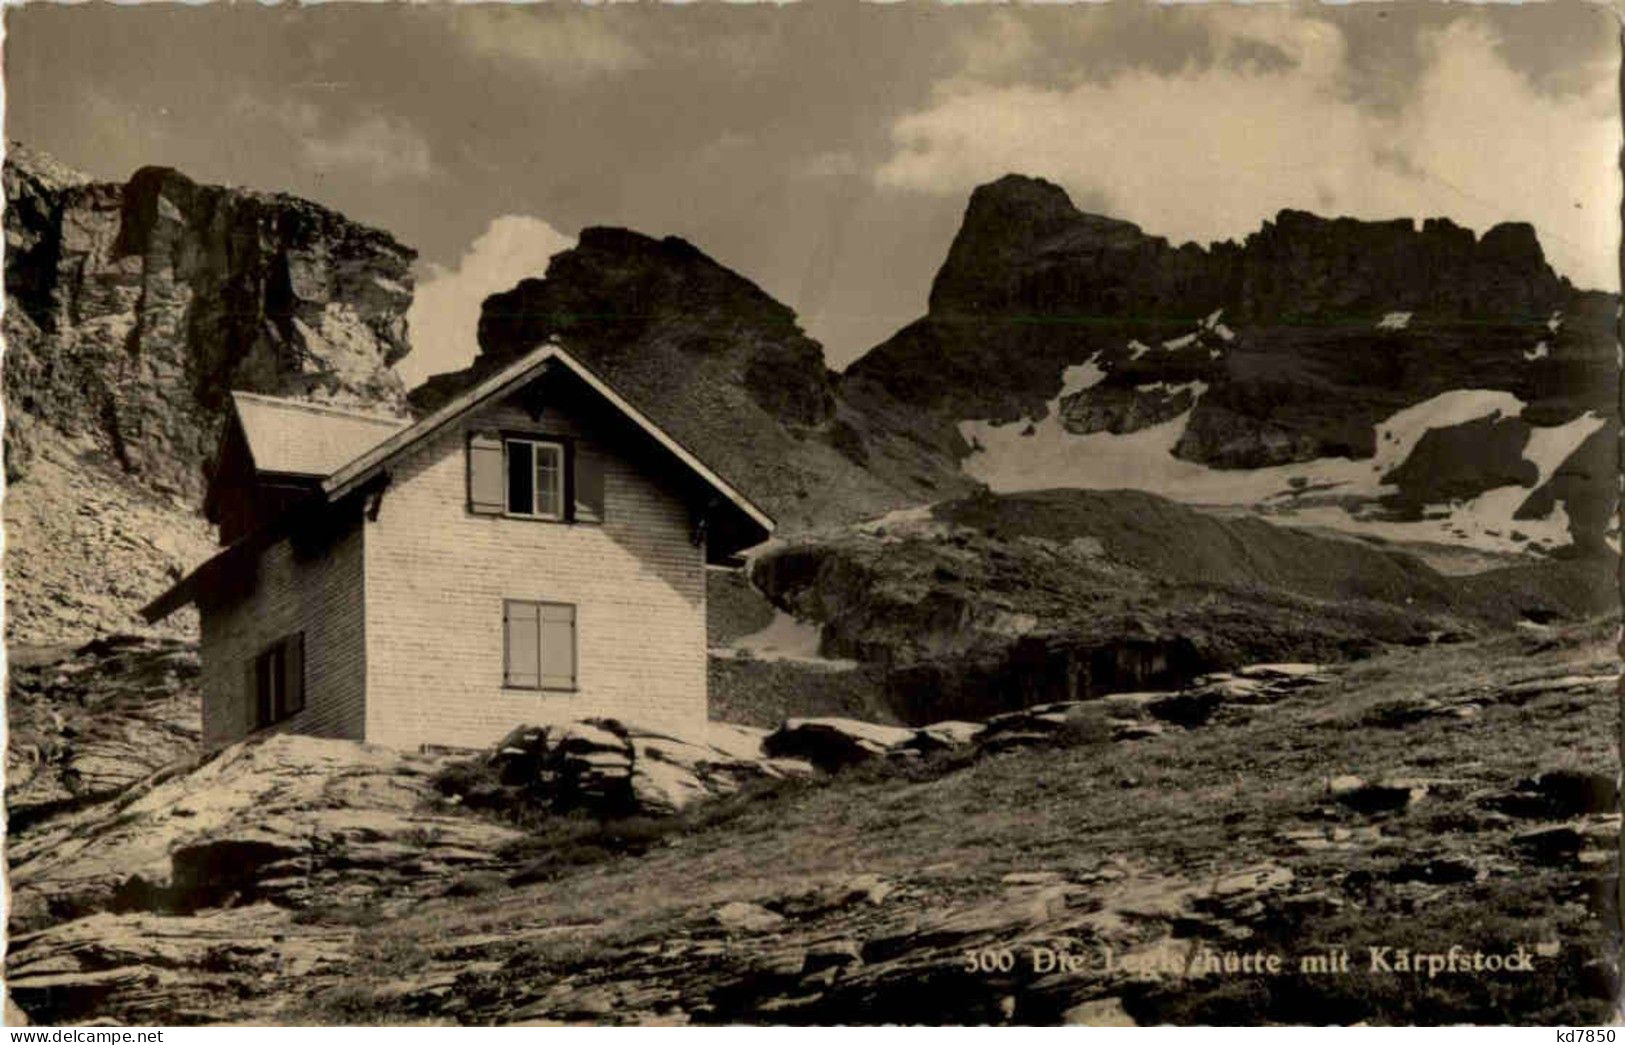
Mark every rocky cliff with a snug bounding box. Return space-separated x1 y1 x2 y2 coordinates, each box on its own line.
412 227 973 530
850 175 1618 553
4 144 417 642
4 143 415 498
923 175 1564 326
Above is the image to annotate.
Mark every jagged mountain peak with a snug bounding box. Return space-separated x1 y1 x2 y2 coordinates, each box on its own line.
849 173 1613 558
413 225 974 530
5 141 93 192
478 225 806 371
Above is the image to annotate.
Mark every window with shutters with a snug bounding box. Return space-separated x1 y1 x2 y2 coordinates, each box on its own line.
504 600 577 691
505 437 564 519
467 431 604 523
251 632 305 729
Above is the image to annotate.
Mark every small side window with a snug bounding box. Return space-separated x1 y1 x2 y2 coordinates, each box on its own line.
251 632 305 729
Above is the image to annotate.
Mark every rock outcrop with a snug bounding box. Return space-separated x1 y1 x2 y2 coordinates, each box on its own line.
744 489 1612 724
459 719 815 817
7 733 522 933
4 143 416 498
412 226 974 530
7 617 1617 1025
7 635 202 830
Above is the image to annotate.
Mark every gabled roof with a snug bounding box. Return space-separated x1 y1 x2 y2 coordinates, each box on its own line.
323 343 775 535
230 392 412 477
143 343 775 622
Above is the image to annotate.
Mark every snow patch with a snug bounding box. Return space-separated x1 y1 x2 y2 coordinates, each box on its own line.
1162 332 1199 351
959 378 1598 556
1059 355 1108 397
1522 411 1607 483
1523 341 1549 362
1547 311 1564 334
854 503 948 541
725 610 857 669
1135 381 1205 397
1202 308 1225 330
1127 340 1151 360
1377 312 1412 331
1365 390 1525 478
1214 323 1236 342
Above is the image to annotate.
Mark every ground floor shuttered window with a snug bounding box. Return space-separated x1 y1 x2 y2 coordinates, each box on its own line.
504 600 577 691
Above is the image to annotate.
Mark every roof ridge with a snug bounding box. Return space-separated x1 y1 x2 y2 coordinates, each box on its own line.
230 390 412 427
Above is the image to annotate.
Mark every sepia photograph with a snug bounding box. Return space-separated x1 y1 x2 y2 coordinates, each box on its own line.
1 0 1620 1028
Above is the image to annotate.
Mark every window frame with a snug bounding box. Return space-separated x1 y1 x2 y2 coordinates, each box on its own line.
502 599 579 693
503 436 569 522
251 632 305 730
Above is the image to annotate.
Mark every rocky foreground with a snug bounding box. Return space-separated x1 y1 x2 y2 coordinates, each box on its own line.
7 620 1618 1025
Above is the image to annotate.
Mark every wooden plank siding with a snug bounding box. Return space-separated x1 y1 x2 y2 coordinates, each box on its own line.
360 388 708 750
197 519 368 746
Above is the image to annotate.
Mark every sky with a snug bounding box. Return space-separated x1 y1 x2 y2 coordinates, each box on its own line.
5 3 1619 386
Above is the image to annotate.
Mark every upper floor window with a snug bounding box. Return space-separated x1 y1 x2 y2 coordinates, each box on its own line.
468 430 604 523
506 437 565 520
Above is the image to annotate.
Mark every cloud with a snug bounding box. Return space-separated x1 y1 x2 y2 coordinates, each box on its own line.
399 215 576 388
303 115 435 183
801 150 861 180
876 12 1619 291
232 96 436 183
453 10 646 82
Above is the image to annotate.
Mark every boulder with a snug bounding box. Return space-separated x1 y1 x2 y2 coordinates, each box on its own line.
713 901 787 934
763 718 916 772
703 722 772 762
1111 721 1165 742
477 720 817 817
804 939 864 974
1064 997 1137 1027
6 904 354 1025
1328 776 1426 814
904 720 984 753
1491 769 1619 819
1387 855 1482 885
1145 689 1224 727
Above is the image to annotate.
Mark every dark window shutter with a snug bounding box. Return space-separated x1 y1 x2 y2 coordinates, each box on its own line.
468 431 505 515
574 447 604 523
247 658 262 731
253 651 273 729
283 633 305 716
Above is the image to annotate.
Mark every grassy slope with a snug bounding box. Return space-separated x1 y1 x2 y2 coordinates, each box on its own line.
289 618 1620 1026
